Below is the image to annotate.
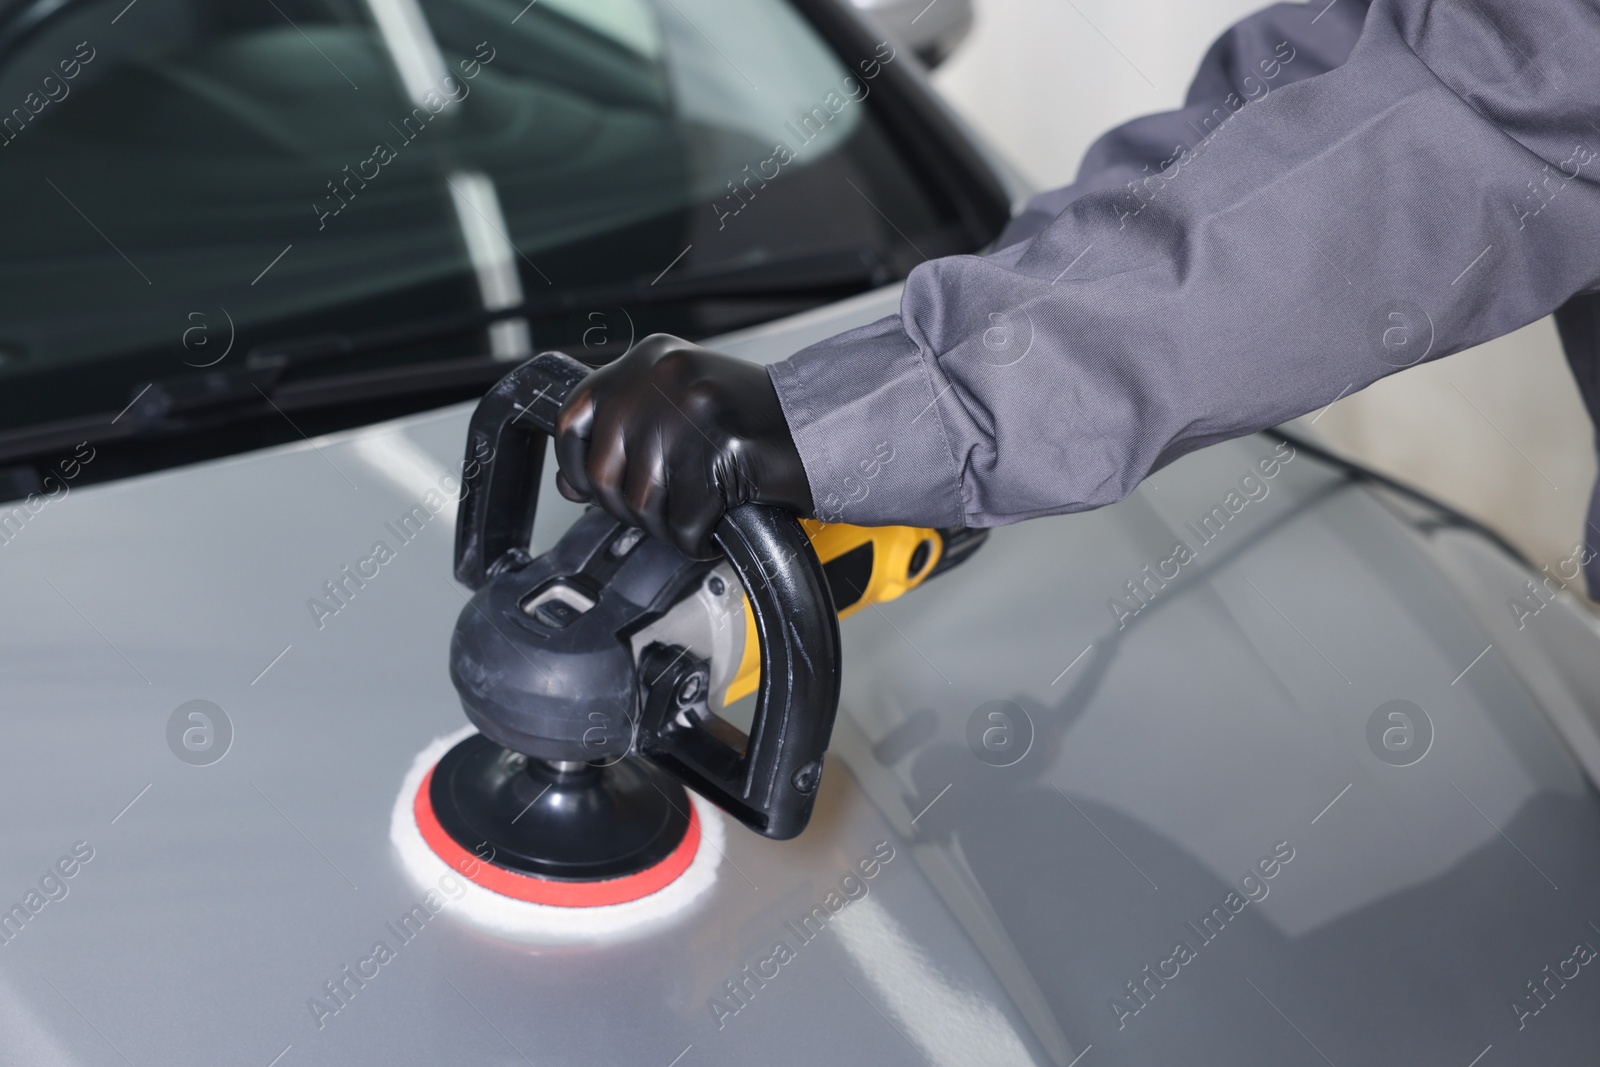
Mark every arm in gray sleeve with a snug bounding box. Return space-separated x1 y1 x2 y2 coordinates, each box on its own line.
768 0 1600 529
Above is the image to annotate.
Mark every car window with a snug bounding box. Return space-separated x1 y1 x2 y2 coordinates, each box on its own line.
0 0 975 436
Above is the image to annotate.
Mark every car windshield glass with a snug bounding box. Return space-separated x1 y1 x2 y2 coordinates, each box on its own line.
0 0 974 435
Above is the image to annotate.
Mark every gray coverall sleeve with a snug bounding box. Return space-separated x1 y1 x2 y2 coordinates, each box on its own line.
767 0 1600 529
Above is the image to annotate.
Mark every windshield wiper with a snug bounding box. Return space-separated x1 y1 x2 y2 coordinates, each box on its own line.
231 245 894 375
0 246 894 466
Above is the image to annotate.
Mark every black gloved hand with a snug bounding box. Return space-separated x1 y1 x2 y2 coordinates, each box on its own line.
554 334 813 560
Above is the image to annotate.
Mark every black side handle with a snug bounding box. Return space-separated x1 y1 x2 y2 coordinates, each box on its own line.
453 352 590 589
453 352 842 839
637 505 842 839
709 503 840 838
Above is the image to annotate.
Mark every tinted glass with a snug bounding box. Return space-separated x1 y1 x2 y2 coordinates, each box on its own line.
0 0 973 433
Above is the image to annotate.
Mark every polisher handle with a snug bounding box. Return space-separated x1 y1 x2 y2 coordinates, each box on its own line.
453 351 588 590
453 352 842 839
643 502 842 839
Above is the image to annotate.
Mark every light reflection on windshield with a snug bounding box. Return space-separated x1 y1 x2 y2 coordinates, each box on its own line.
367 0 532 360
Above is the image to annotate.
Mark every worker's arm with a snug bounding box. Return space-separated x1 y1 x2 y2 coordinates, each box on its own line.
550 1 1368 552
770 0 1600 529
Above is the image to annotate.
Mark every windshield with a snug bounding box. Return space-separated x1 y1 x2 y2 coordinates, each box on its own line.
0 0 983 439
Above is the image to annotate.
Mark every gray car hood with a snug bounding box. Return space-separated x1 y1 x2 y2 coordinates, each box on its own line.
5 285 1600 1066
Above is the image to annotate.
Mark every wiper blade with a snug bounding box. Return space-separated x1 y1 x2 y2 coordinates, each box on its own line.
0 246 893 464
626 245 893 302
237 245 892 372
0 356 511 467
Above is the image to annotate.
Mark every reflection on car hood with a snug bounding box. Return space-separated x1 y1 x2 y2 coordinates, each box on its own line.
4 284 1600 1065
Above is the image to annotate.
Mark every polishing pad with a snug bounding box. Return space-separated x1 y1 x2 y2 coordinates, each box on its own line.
390 727 723 943
423 732 700 900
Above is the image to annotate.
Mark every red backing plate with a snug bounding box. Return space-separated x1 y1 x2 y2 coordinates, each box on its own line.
414 764 701 907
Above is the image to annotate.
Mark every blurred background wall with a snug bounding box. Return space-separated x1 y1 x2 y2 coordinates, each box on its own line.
924 0 1597 587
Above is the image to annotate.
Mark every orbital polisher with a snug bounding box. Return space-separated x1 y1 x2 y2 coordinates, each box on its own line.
412 351 983 911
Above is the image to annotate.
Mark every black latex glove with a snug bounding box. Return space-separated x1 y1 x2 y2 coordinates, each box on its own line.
554 334 814 560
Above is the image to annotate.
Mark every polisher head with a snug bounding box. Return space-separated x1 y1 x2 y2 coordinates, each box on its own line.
414 734 700 908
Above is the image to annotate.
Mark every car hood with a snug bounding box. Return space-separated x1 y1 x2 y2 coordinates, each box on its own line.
5 285 1600 1066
